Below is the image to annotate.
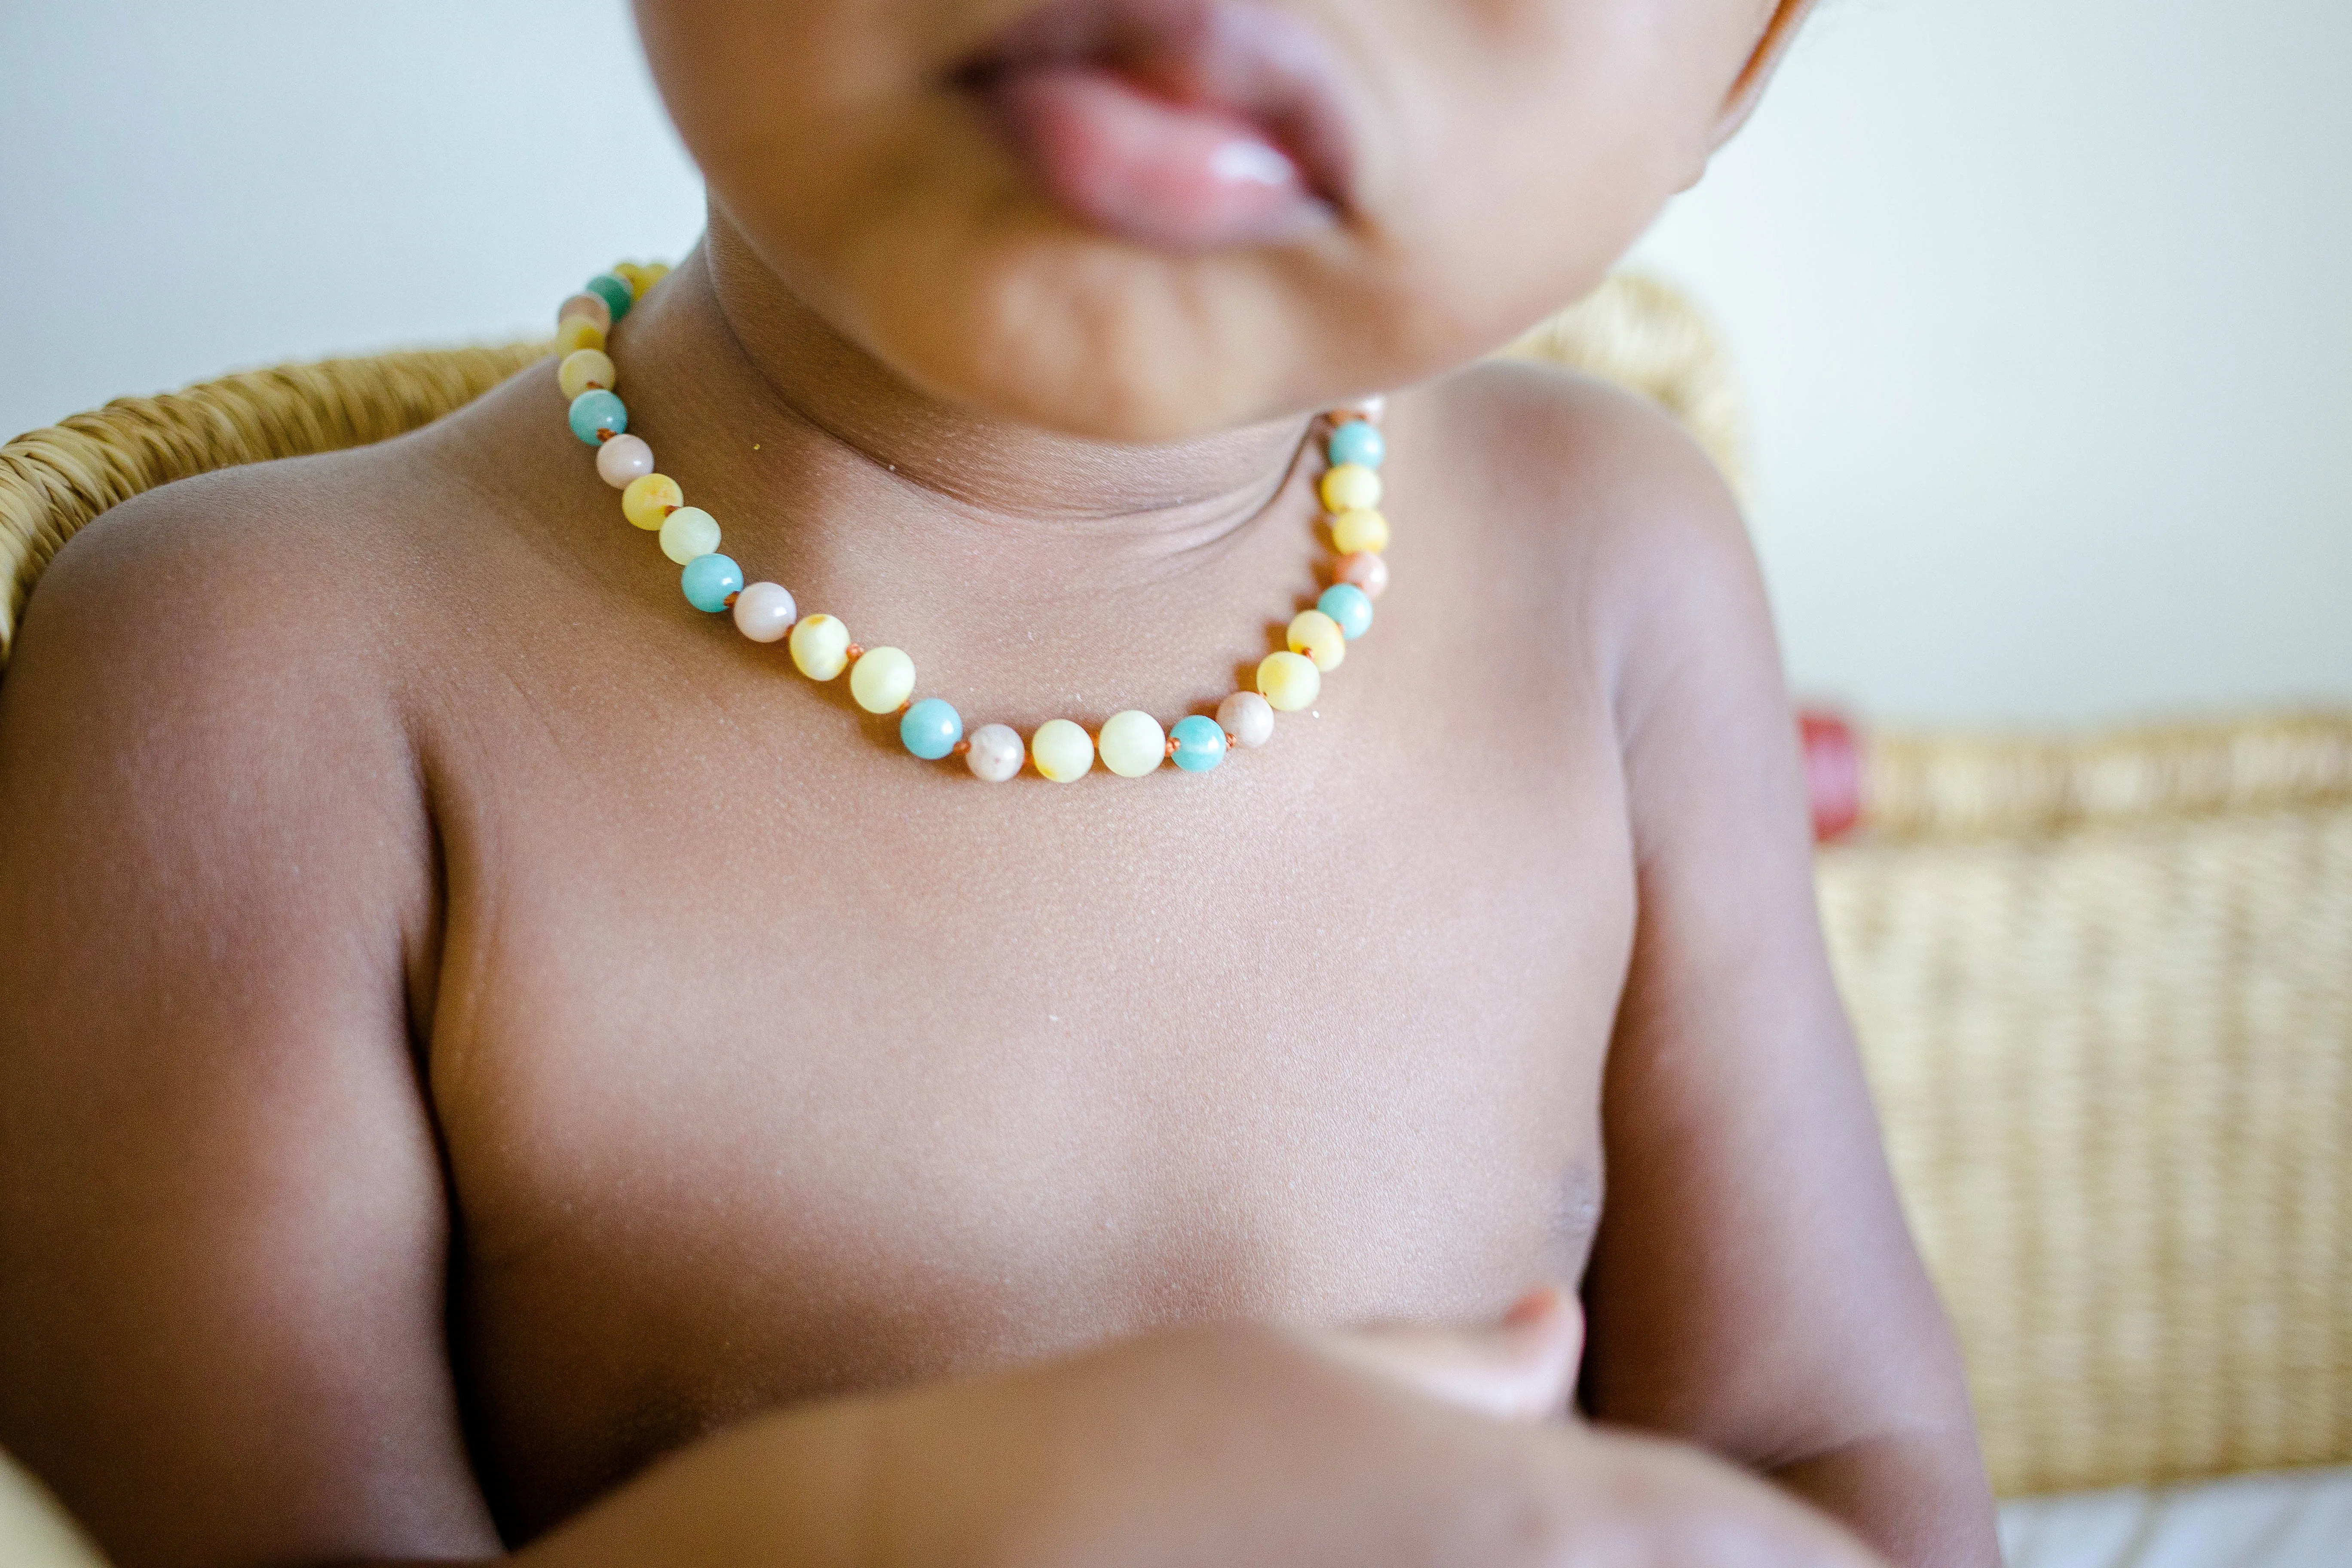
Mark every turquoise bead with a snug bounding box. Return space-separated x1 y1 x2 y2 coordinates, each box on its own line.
680 552 742 612
900 698 964 760
1170 714 1227 773
1327 420 1384 470
586 272 634 323
568 389 626 444
1317 582 1374 640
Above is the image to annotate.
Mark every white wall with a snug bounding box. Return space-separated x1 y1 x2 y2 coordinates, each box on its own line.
6 2 2347 725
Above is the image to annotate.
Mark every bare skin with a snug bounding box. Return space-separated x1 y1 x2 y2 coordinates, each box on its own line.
0 1 1997 1565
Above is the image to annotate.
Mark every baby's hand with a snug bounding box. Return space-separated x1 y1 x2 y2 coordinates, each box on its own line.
833 1288 1880 1568
1318 1283 1585 1421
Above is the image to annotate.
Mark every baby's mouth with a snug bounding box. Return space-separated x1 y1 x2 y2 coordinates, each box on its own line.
955 0 1360 252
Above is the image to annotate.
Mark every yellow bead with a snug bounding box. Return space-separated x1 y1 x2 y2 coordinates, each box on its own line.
1287 609 1346 672
789 614 850 681
1329 508 1390 555
1030 718 1095 783
848 645 916 713
1257 650 1322 712
613 262 651 299
1097 710 1166 778
622 473 683 531
558 348 616 401
640 262 671 292
553 317 606 355
1320 463 1382 514
658 505 720 565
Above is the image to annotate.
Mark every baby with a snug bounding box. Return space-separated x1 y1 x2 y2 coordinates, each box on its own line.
0 1 2000 1564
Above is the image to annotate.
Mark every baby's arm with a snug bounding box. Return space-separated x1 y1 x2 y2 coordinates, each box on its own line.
1571 398 2000 1567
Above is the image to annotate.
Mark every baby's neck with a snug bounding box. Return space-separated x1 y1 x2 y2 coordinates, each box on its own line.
627 219 1317 588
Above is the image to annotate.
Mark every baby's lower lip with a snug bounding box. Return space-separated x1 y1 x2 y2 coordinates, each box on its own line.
973 61 1329 251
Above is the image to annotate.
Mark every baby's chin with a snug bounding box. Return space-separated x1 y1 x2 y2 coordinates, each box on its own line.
743 189 1465 443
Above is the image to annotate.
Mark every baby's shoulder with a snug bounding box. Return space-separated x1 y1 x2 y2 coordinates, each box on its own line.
1410 358 1769 698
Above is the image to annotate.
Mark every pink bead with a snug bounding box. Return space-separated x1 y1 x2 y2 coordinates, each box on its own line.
596 433 655 488
559 291 612 334
1333 551 1389 599
732 581 798 643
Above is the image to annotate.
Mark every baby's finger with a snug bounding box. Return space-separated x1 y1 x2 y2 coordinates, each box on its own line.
1321 1284 1583 1421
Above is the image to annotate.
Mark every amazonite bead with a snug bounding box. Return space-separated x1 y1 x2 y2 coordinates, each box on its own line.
1257 650 1320 712
569 389 626 445
1327 420 1384 470
586 273 633 323
622 472 682 530
732 581 797 642
1097 710 1165 778
849 646 916 714
1170 715 1226 773
965 723 1024 782
1330 508 1389 555
1218 690 1274 748
1287 609 1345 671
1031 719 1094 783
1317 582 1374 639
680 552 742 612
1320 462 1381 514
557 291 612 334
790 614 850 680
659 506 721 565
596 433 654 488
900 698 963 760
558 347 616 401
1334 550 1389 598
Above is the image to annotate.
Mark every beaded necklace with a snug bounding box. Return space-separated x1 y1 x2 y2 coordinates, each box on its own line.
554 263 1390 783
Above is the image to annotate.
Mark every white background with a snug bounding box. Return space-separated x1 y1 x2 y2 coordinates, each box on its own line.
5 1 2348 725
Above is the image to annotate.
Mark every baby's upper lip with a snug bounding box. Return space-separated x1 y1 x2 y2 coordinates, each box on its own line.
955 0 1362 214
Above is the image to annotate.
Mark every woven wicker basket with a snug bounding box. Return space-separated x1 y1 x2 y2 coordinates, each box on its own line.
3 282 2346 1502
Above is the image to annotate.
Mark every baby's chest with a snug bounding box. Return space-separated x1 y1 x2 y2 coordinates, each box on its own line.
425 696 1631 1528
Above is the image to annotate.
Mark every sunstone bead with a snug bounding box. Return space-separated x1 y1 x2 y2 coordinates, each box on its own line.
622 472 682 530
849 646 916 714
585 273 634 322
596 433 654 488
1330 508 1390 555
732 581 797 642
680 552 743 612
900 697 963 760
659 505 721 564
558 348 616 401
1333 550 1389 598
1217 690 1275 748
1170 714 1227 773
569 389 627 445
1327 420 1385 470
1288 609 1346 671
557 291 612 334
1319 462 1381 514
965 723 1025 782
1030 719 1094 783
1097 710 1166 778
1317 582 1374 639
789 614 851 680
554 317 606 356
1257 650 1321 712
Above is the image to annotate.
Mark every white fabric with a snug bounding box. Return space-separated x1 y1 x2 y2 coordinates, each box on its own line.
2001 1466 2352 1568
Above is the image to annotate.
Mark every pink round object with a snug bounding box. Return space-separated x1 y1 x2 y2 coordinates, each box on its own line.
558 291 612 334
595 433 655 488
732 581 798 643
1333 551 1389 599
